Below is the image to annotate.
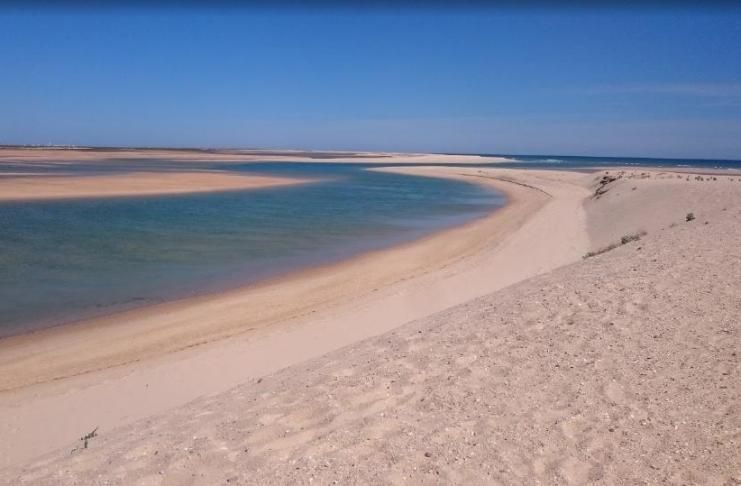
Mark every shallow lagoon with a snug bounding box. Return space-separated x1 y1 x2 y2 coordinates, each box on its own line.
0 162 504 336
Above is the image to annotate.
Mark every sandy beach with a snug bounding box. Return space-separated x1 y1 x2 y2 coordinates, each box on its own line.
0 166 739 484
0 166 586 466
0 171 309 201
5 5 740 484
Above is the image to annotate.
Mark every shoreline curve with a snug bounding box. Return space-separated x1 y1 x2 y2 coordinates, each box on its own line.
0 166 591 470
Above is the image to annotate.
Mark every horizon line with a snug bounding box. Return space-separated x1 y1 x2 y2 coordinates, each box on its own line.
2 143 740 162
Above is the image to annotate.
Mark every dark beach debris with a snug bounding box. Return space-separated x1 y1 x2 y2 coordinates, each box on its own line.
583 231 647 259
71 427 99 454
81 427 98 449
620 233 642 245
593 174 619 198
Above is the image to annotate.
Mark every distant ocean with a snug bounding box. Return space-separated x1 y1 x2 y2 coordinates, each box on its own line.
464 153 741 170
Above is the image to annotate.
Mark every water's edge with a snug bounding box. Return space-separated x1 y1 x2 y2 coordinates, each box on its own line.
0 163 506 337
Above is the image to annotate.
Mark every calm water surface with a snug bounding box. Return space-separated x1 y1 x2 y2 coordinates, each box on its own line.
3 154 738 338
0 162 503 336
471 153 741 170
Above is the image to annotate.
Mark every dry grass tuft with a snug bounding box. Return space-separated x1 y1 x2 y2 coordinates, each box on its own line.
584 231 646 259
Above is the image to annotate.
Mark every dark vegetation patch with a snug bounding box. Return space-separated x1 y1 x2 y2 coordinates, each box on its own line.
584 231 647 259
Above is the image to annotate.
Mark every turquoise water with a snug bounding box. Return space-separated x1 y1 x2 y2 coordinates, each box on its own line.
466 154 741 170
0 162 504 337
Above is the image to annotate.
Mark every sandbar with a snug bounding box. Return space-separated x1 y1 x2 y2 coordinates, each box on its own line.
0 171 309 201
0 146 510 164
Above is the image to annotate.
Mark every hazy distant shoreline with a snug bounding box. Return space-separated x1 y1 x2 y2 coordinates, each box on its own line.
0 146 511 164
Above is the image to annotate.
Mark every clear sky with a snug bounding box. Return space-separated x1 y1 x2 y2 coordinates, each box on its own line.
2 6 741 159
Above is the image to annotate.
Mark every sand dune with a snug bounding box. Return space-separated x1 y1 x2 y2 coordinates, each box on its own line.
0 171 309 201
1 168 739 484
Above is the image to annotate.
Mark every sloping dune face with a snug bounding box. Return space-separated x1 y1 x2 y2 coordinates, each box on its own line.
3 170 740 485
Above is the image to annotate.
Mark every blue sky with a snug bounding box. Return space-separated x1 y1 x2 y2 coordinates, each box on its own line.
1 7 740 158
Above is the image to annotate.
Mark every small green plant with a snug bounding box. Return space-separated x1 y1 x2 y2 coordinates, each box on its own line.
686 212 695 222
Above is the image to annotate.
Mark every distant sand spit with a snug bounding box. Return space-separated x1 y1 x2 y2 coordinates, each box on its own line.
0 171 309 201
2 168 739 484
0 147 509 164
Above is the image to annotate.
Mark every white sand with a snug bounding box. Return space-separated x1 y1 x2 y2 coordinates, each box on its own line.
0 167 589 468
1 167 739 485
0 171 308 201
